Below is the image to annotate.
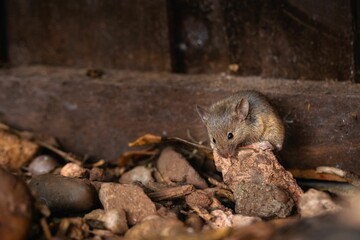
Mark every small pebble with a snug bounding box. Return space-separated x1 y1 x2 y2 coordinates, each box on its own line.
124 215 187 239
85 209 128 234
60 163 88 178
156 147 208 189
29 174 98 214
185 214 204 231
299 188 341 218
185 190 212 208
231 214 261 227
28 155 59 175
119 166 154 185
209 209 233 229
99 183 157 225
90 167 107 181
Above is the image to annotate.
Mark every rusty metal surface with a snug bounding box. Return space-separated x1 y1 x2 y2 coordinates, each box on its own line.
0 66 359 173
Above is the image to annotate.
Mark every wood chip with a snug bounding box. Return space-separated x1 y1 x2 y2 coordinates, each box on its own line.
147 185 195 201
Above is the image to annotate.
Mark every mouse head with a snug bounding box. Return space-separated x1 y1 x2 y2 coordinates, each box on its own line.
196 98 251 158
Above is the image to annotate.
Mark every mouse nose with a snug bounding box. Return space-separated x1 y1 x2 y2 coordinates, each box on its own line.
218 149 235 158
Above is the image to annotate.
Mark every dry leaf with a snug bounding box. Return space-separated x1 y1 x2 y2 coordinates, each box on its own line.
128 134 162 147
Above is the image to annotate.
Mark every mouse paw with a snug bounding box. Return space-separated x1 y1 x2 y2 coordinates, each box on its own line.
244 141 274 151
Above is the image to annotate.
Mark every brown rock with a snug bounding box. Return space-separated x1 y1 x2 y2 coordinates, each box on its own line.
0 129 39 170
213 148 302 218
57 217 90 240
89 167 116 182
28 155 60 176
60 163 88 178
234 182 294 218
299 188 341 218
185 190 212 208
89 167 120 182
99 183 156 225
0 167 33 240
119 166 154 186
185 213 204 231
157 147 208 189
29 174 98 214
124 215 187 240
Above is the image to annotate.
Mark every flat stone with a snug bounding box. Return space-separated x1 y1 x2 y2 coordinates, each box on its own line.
0 167 33 240
28 155 60 176
99 183 156 225
156 147 208 189
29 174 98 215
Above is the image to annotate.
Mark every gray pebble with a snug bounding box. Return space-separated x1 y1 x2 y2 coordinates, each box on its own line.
28 155 59 176
119 166 154 185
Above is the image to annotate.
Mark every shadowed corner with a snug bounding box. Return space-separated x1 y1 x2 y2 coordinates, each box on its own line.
0 0 8 67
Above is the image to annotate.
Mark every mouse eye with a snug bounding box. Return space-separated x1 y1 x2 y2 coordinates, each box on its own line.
227 132 234 140
212 138 216 144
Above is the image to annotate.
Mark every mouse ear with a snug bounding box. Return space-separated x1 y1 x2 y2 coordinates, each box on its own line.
235 98 249 120
196 105 210 123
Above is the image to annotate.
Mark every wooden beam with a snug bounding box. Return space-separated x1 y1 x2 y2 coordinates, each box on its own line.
0 66 359 173
6 0 171 71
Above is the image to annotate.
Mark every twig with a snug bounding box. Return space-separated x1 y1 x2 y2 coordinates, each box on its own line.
36 140 83 165
40 217 52 240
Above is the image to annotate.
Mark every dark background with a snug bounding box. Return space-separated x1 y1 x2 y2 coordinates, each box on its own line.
1 0 358 82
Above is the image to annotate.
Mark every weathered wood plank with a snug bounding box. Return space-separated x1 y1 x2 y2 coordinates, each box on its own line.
5 0 171 71
0 66 359 173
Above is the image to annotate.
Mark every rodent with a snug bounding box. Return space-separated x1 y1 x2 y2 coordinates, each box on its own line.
196 90 285 158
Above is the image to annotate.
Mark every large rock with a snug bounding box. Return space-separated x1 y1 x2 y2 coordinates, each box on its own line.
29 174 98 214
99 183 156 225
156 147 208 189
0 167 33 240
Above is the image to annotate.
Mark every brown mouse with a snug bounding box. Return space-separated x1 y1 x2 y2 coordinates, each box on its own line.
196 90 285 158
